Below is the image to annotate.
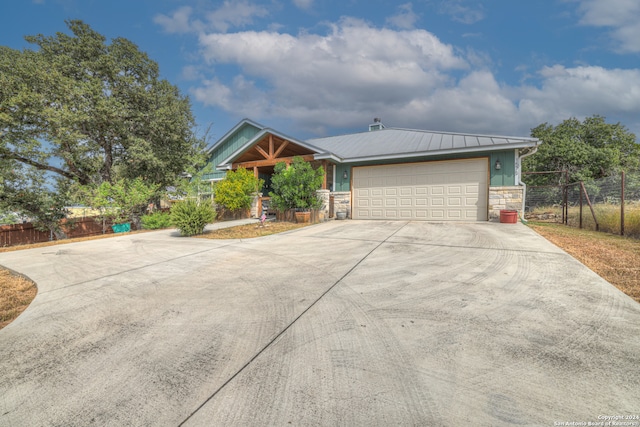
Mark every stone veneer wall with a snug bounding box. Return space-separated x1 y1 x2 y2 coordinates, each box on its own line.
316 190 330 221
489 186 523 221
332 191 351 218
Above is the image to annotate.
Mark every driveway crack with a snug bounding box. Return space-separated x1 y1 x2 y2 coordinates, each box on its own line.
177 222 409 426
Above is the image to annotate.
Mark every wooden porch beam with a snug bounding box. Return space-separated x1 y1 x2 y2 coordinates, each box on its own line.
234 154 314 169
273 140 289 158
269 134 274 158
254 145 270 160
321 160 328 190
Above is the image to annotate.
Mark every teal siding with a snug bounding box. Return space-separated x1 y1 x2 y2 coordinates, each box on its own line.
489 150 516 186
337 150 517 190
334 164 351 192
202 124 262 181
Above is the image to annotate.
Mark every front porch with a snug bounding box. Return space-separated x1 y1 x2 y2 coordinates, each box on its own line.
253 190 352 221
229 132 334 194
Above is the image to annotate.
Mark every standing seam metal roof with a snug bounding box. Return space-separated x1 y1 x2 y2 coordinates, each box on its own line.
307 127 540 160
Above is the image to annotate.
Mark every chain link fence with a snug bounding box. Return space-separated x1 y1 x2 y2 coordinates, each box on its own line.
525 172 640 238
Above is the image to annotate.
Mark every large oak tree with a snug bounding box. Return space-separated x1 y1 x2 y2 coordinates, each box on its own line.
0 20 205 229
523 115 639 185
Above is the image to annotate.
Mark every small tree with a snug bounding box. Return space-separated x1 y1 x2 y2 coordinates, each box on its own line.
214 168 264 213
269 156 324 211
86 178 160 228
0 161 70 238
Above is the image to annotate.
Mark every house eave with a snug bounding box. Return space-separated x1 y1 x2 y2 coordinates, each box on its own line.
205 118 266 155
339 142 540 164
313 153 343 163
215 164 233 171
218 128 326 167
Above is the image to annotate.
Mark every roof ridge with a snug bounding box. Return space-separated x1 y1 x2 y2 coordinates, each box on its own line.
308 126 538 141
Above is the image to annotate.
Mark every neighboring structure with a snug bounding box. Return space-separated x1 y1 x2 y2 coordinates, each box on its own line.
202 118 541 221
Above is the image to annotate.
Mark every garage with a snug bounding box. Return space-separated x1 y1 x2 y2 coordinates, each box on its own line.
352 158 489 221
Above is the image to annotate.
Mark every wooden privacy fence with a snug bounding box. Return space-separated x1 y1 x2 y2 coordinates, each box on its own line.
0 216 120 247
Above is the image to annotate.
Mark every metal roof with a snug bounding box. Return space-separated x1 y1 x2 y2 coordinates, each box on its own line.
307 127 540 162
209 119 541 167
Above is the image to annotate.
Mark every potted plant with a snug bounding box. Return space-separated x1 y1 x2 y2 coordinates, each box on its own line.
294 208 311 224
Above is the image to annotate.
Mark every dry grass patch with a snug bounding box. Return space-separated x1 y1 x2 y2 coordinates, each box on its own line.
0 269 37 329
197 221 310 239
529 222 640 303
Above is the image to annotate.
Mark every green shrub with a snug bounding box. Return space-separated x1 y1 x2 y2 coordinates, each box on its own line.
269 156 324 211
85 178 160 225
214 168 264 212
170 200 216 236
140 211 172 230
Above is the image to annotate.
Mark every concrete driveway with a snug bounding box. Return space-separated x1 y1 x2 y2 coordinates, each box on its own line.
1 221 639 426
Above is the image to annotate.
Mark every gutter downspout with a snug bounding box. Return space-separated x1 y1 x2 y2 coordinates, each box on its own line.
516 144 540 223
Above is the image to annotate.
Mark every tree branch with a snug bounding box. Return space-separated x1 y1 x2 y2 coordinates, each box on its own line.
0 151 90 185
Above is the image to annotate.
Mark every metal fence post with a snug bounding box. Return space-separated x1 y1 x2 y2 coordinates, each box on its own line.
579 182 583 229
621 171 625 236
581 181 599 231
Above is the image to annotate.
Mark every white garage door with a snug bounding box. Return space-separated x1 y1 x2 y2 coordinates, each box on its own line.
352 158 488 221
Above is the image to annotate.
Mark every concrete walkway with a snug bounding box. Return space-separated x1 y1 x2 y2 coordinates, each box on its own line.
1 221 639 426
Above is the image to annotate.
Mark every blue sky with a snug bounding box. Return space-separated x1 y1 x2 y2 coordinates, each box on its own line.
1 0 639 143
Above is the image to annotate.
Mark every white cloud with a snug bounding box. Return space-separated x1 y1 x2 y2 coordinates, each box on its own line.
386 3 419 30
575 0 640 53
189 17 640 137
292 0 314 11
195 18 470 130
181 65 203 81
206 0 269 33
438 1 484 25
522 66 640 117
153 1 269 34
154 6 193 34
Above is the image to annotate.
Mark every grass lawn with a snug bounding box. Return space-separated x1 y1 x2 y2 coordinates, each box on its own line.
528 221 640 303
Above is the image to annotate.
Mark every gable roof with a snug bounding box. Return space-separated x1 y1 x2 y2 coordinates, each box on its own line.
217 127 328 169
207 119 541 170
205 118 265 155
308 127 540 163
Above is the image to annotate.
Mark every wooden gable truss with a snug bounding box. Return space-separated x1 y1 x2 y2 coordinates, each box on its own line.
231 133 330 189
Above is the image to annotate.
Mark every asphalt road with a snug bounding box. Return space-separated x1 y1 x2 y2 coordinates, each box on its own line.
1 221 639 426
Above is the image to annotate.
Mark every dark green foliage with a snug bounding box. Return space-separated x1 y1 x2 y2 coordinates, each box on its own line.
269 157 325 211
170 200 216 236
524 116 639 185
140 211 172 230
84 178 159 226
0 160 70 238
0 20 206 229
214 168 264 212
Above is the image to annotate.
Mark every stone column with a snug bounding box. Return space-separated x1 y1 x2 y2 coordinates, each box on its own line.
331 191 352 218
316 189 330 221
488 186 523 221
